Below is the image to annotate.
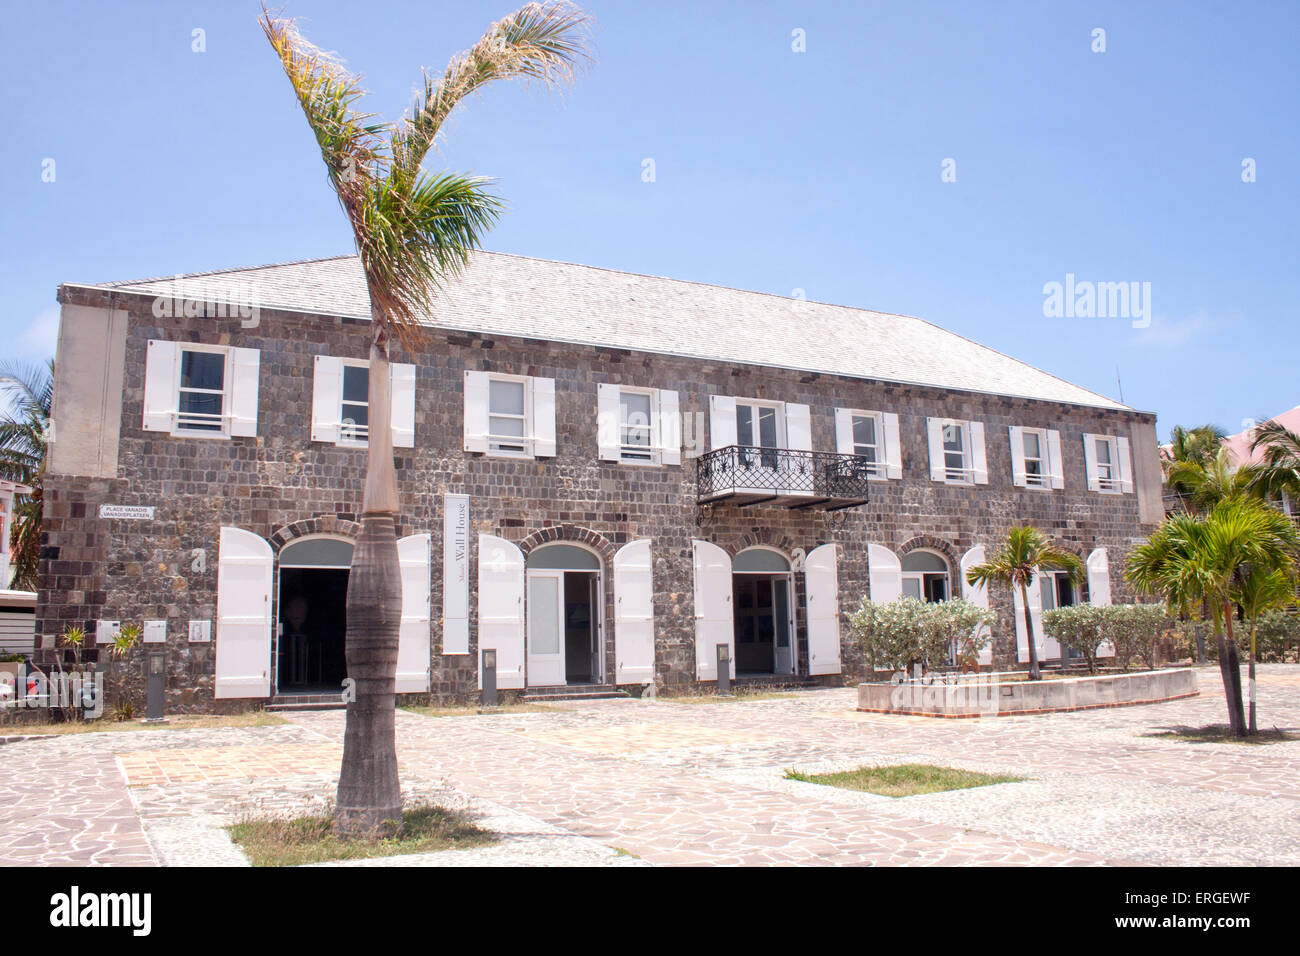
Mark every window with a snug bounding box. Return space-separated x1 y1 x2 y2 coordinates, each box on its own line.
835 409 899 479
619 389 654 462
339 363 369 444
942 422 970 482
488 377 530 456
1040 571 1076 611
852 413 883 476
1094 436 1117 489
1021 429 1047 487
736 401 782 468
176 347 229 435
901 550 950 603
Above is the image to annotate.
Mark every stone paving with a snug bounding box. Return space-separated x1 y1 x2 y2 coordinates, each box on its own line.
1 664 1297 866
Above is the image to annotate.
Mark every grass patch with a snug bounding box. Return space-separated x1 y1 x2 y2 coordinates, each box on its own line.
227 805 494 867
661 689 804 705
1143 724 1299 745
785 763 1025 797
402 702 565 718
1 711 286 737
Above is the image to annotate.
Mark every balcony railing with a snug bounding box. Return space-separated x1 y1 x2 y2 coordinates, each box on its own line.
696 445 872 511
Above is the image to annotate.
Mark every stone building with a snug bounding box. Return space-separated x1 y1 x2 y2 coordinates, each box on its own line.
38 252 1163 710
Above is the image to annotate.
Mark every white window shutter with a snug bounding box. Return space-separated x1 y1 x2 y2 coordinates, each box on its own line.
311 356 343 444
692 540 734 679
1083 434 1100 490
463 371 490 453
214 527 273 699
1046 429 1065 489
960 545 993 665
1009 426 1027 487
532 376 556 457
657 389 681 466
969 421 988 484
1088 547 1115 657
142 339 179 432
785 403 812 452
806 543 842 676
926 417 945 481
867 543 903 603
477 535 525 689
883 412 902 479
709 395 737 450
1117 435 1134 493
390 363 416 449
614 539 655 684
834 408 854 455
597 383 621 461
1013 576 1045 663
228 348 260 437
396 533 431 692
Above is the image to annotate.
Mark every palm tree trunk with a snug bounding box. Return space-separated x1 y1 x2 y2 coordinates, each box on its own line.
1220 602 1246 737
1021 581 1040 681
1248 623 1258 735
335 321 403 837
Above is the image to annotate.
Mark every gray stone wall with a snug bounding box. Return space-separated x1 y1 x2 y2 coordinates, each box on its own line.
38 287 1159 711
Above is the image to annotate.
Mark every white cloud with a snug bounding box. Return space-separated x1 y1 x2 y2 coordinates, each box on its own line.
20 306 60 358
1134 311 1211 347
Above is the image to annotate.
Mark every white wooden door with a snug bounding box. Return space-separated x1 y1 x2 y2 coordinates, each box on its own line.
806 543 842 675
959 545 993 665
526 570 565 686
395 533 431 693
773 575 795 674
1088 547 1115 657
693 540 734 679
1013 575 1045 663
477 534 525 689
614 539 655 684
867 543 903 603
215 527 273 699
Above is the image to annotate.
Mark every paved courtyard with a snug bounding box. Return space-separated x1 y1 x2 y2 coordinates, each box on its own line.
2 665 1298 866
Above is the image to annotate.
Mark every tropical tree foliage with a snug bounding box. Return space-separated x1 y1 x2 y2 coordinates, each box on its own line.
1127 498 1299 735
965 525 1083 680
260 2 592 835
0 360 52 590
1249 418 1300 507
1163 447 1258 513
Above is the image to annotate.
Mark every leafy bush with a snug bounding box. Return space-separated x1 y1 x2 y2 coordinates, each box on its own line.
850 597 994 674
1042 604 1170 671
1042 604 1106 672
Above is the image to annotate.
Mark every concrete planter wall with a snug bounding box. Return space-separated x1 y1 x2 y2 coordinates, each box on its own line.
857 667 1198 718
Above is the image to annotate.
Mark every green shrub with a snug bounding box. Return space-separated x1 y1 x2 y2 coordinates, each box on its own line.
850 597 994 674
1042 604 1105 672
1043 604 1170 671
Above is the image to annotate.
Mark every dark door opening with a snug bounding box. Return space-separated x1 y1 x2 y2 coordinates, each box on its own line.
278 567 348 693
733 575 793 675
563 570 599 684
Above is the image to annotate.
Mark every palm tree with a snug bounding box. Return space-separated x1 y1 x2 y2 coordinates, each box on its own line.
260 2 592 836
1249 418 1300 511
1234 563 1296 733
966 525 1083 680
1128 498 1299 736
1163 447 1257 513
0 360 52 590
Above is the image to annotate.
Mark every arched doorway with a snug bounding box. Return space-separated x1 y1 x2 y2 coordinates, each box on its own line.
277 535 353 693
732 547 795 676
525 543 603 687
901 550 951 603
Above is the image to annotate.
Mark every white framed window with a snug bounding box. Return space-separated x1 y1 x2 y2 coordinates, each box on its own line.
311 356 415 448
900 550 950 603
463 370 556 459
927 417 987 484
1021 429 1047 486
142 339 259 438
1010 426 1064 489
488 375 531 457
835 409 901 479
1084 433 1133 493
597 384 681 466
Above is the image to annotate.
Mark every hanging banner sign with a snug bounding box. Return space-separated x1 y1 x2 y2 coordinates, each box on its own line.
443 493 470 654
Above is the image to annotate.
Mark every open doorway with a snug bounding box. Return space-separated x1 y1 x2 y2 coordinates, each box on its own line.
525 544 603 687
277 536 353 694
732 547 795 676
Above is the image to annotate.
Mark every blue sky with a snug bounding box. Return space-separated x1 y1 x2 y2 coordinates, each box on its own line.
4 0 1297 437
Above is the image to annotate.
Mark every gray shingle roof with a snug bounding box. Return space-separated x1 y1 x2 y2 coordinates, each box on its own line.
93 251 1127 411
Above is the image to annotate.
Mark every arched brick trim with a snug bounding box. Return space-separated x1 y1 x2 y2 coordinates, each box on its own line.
722 529 798 559
270 514 361 550
518 525 617 564
897 535 959 568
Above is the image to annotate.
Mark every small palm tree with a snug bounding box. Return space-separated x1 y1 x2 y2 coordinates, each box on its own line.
1163 447 1257 513
261 2 592 836
966 525 1083 680
1128 498 1299 736
1234 563 1296 733
1249 418 1300 510
0 360 53 590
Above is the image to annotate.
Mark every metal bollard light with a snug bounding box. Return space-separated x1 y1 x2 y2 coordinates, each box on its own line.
481 648 498 707
716 643 732 697
146 652 166 721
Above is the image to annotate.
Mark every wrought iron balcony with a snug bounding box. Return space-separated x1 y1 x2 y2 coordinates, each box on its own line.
695 445 872 511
